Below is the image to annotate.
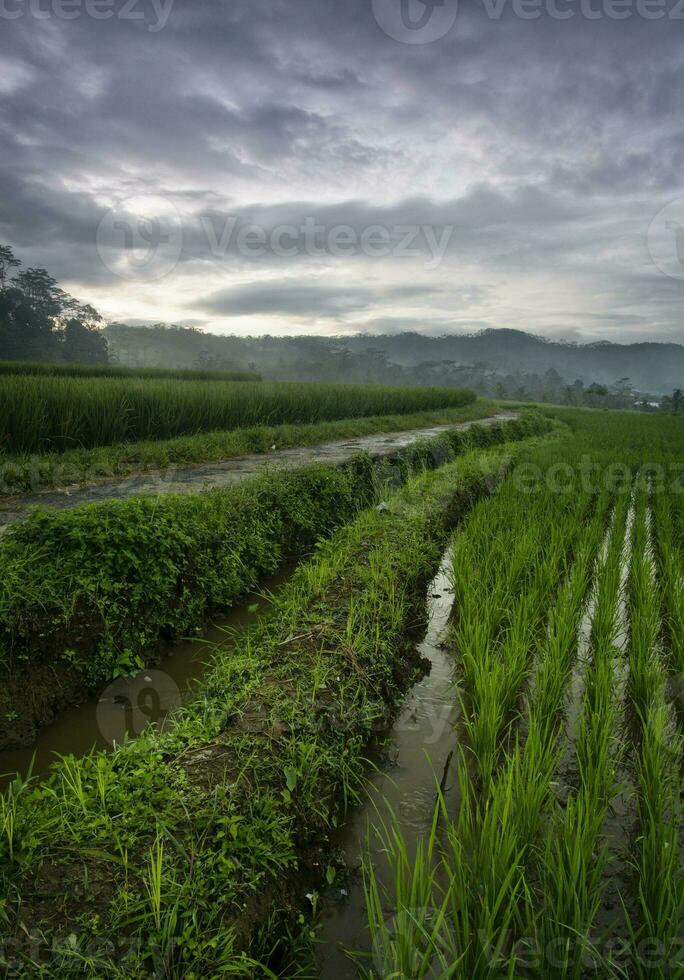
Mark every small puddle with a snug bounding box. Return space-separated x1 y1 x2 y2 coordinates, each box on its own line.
316 546 459 979
0 565 293 789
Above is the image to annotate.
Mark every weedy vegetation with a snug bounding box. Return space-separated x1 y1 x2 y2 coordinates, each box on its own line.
2 406 683 978
0 434 542 977
0 413 548 749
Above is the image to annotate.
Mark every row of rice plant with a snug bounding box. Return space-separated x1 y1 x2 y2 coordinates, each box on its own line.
361 411 684 980
0 376 475 453
450 474 601 789
531 489 632 979
0 360 261 382
651 489 684 724
448 481 613 978
363 438 616 978
627 485 684 979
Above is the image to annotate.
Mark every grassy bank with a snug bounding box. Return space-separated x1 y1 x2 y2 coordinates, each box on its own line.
0 435 551 978
0 376 476 455
0 413 550 748
0 361 262 383
0 400 497 495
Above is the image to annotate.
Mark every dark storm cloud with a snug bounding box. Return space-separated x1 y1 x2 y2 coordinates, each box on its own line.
2 1 684 338
200 280 440 318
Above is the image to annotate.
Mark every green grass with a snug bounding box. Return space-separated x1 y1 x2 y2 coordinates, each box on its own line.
0 439 538 977
0 399 497 494
0 360 262 382
0 413 550 748
3 407 684 977
0 375 476 454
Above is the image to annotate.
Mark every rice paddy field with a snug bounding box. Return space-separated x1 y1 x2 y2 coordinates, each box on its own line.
0 405 683 978
0 375 476 454
0 361 262 383
363 407 684 980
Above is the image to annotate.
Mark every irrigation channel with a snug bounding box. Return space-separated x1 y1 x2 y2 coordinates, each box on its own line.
317 546 460 978
0 412 517 529
0 532 464 974
0 565 294 788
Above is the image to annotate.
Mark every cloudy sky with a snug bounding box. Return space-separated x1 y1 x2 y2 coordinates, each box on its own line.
2 0 684 342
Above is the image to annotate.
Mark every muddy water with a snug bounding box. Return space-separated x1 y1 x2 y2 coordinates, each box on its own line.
316 547 459 979
0 413 517 529
0 565 293 789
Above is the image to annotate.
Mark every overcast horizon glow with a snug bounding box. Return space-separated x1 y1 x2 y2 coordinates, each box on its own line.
2 0 684 344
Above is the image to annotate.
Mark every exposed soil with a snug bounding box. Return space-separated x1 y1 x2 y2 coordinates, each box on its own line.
0 413 517 530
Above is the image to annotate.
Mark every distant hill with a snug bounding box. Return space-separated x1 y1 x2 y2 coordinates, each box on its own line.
340 330 684 394
105 324 684 395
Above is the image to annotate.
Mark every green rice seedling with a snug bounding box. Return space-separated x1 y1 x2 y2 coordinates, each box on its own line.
363 454 612 978
0 783 16 863
627 483 684 979
516 493 628 979
651 491 684 726
535 789 610 980
362 805 458 979
144 834 166 933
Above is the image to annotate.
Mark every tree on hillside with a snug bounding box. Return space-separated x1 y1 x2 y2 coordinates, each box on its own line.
0 245 20 290
0 246 108 364
663 388 684 414
586 382 608 407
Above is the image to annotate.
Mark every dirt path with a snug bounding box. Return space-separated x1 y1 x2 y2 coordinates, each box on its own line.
0 412 517 529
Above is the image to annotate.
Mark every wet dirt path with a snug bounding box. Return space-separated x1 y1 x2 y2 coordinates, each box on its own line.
0 413 517 529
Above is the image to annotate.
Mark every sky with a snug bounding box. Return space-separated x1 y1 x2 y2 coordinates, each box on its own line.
2 0 684 343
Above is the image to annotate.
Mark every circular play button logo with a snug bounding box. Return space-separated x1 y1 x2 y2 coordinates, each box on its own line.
372 0 459 44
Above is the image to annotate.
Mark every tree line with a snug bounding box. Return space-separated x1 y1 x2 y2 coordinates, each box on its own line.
0 245 108 365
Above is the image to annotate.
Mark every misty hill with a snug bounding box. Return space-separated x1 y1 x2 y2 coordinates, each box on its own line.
105 324 683 395
340 330 684 394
